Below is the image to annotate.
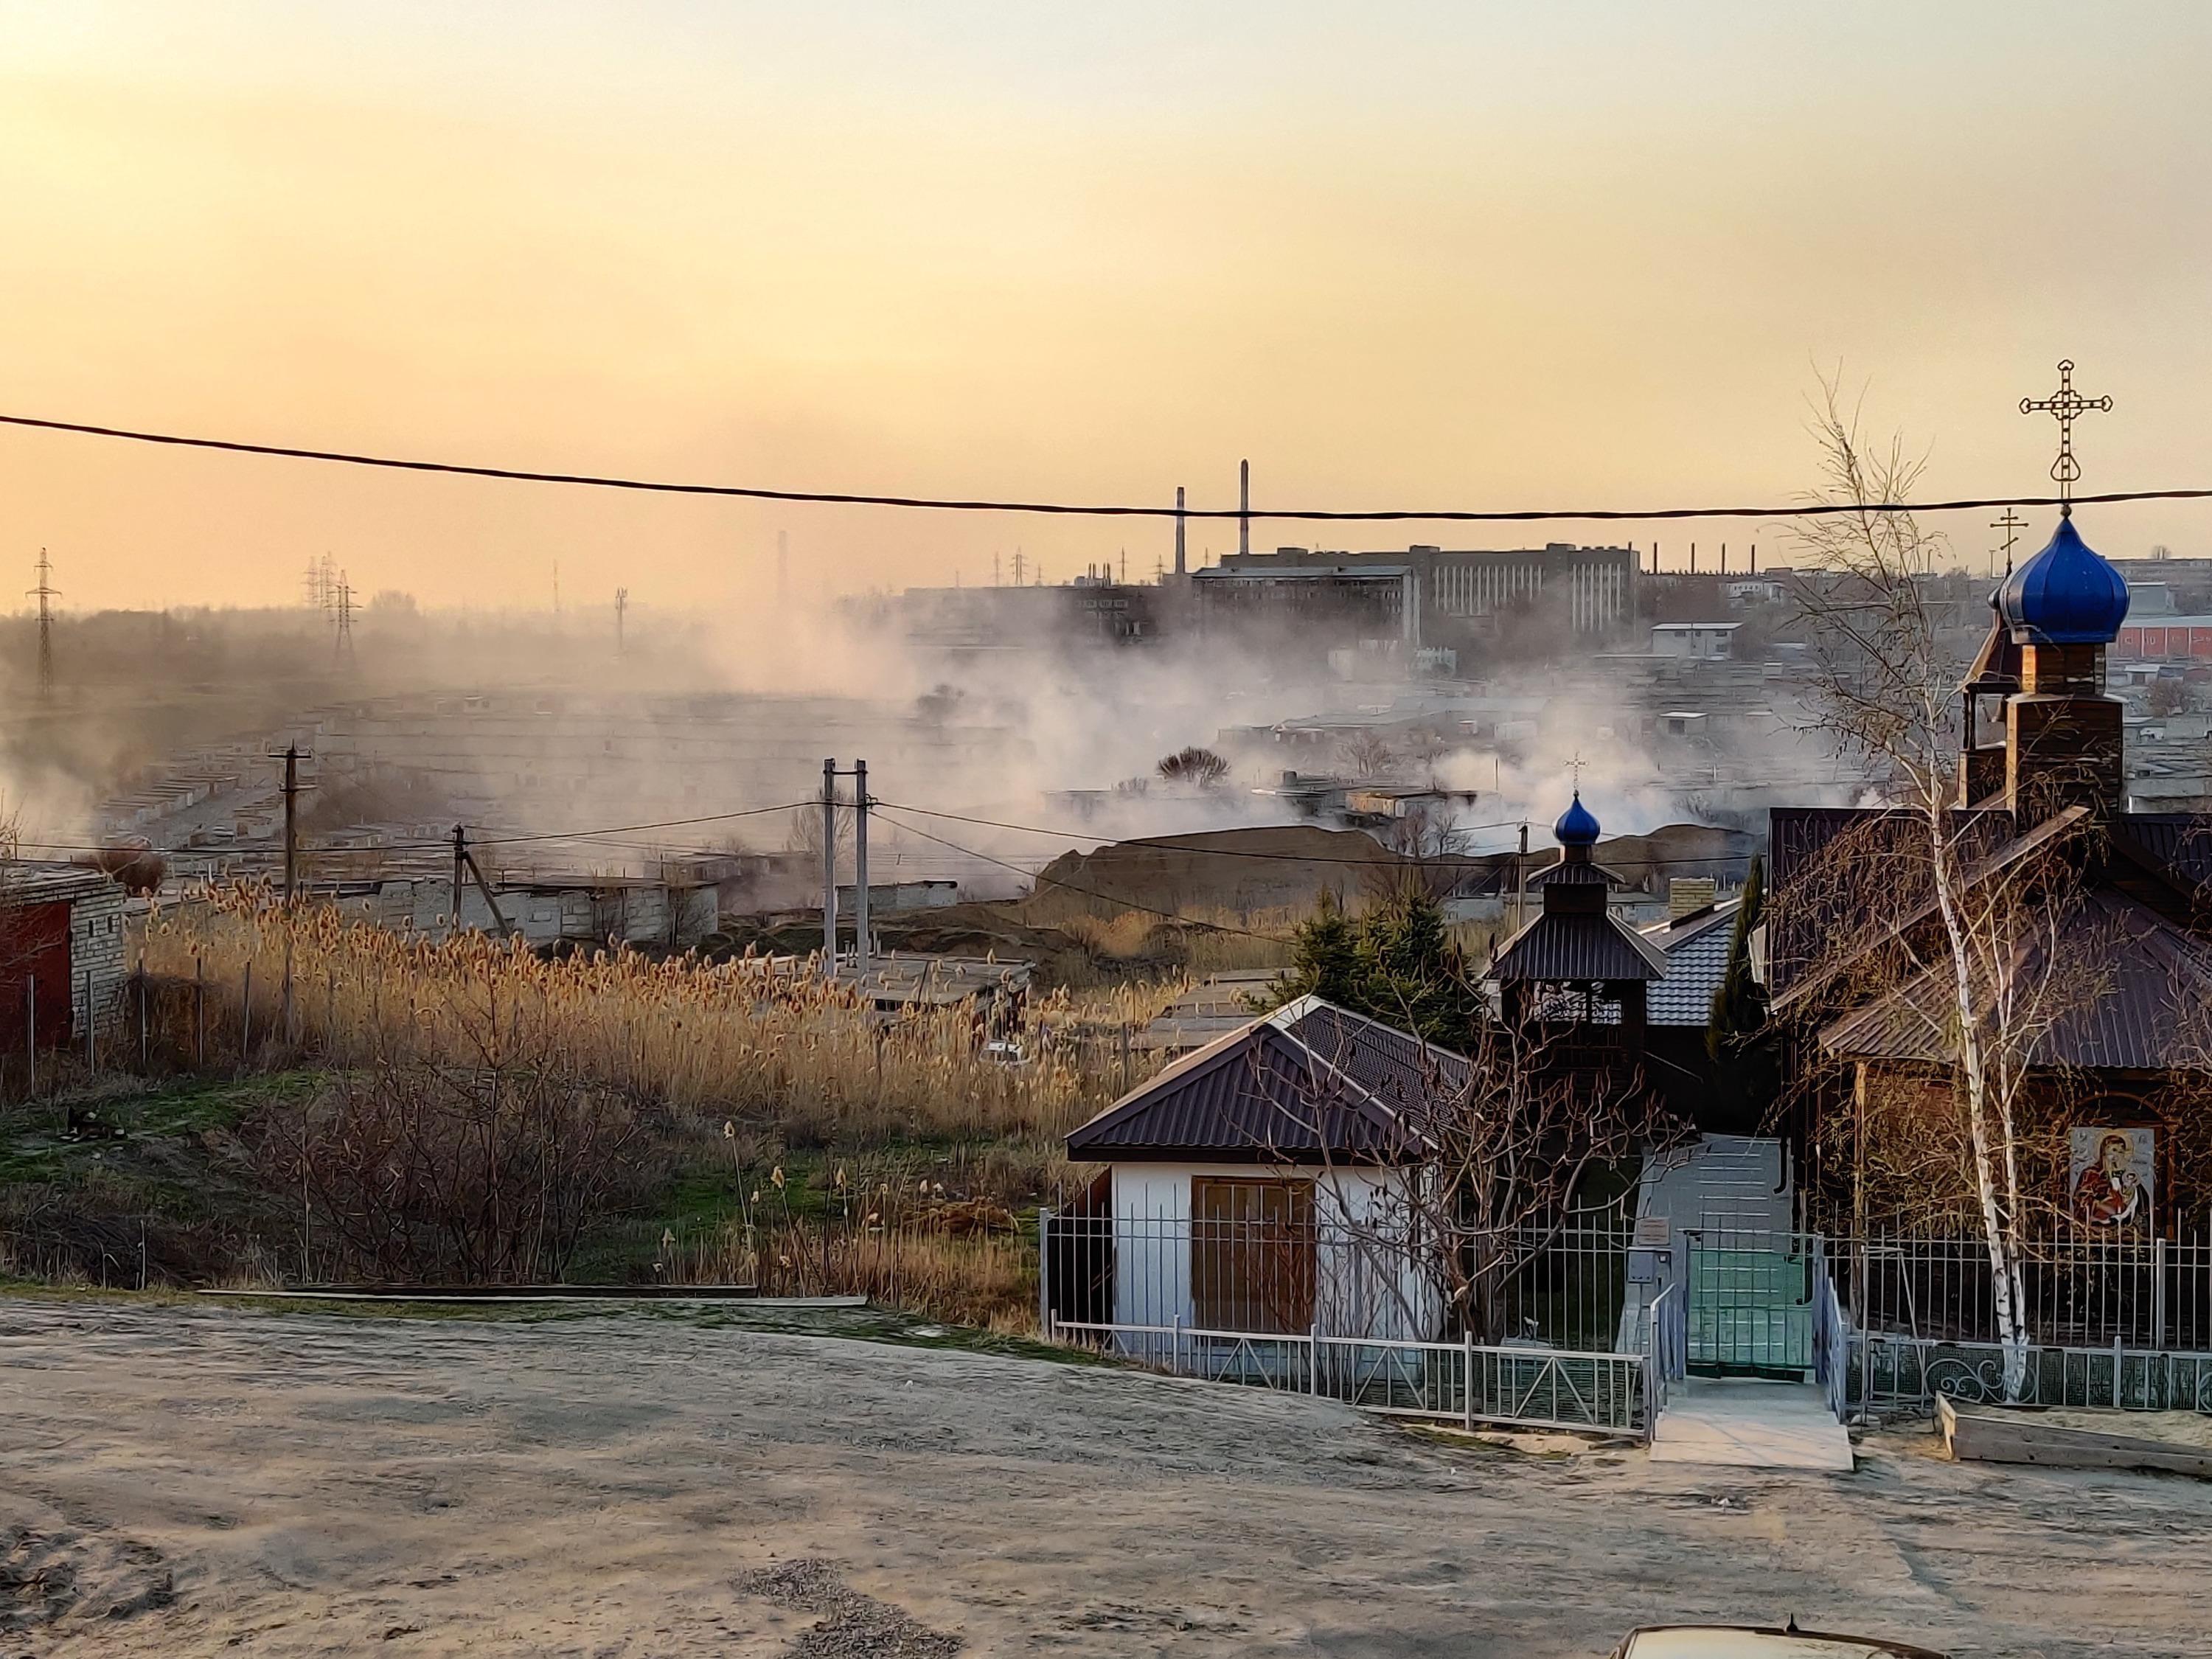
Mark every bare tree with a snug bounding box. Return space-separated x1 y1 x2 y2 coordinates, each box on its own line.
1779 376 2104 1397
1155 745 1231 789
1338 731 1398 779
1282 1012 1668 1345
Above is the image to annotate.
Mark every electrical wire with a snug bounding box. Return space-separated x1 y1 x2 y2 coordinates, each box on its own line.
6 799 817 860
3 411 2205 523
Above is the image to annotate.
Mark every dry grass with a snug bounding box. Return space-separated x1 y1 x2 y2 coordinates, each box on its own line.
137 892 1131 1150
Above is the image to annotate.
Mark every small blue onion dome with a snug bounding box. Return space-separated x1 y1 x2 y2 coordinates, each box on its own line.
1997 517 2130 646
1554 790 1601 846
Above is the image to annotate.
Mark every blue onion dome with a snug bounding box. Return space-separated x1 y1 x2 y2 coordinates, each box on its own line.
1554 790 1601 846
1997 517 2129 646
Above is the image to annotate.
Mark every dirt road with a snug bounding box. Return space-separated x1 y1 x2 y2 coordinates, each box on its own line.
1 1300 2199 1656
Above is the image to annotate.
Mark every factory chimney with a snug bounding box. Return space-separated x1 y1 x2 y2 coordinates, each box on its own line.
1175 486 1186 577
1238 460 1250 557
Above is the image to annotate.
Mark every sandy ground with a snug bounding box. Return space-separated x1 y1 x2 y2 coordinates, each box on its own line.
2 1300 2205 1658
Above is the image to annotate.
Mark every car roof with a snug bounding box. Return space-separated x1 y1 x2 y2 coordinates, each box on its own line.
1618 1627 1947 1659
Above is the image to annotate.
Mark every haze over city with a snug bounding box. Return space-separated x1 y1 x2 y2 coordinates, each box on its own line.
6 1 2212 611
8 9 2212 1658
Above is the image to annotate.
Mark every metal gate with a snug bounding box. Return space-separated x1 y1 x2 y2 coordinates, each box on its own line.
1686 1225 1815 1376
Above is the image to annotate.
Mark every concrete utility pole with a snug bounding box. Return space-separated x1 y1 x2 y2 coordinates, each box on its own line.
28 549 58 700
1238 461 1250 557
852 759 870 975
274 742 313 902
452 824 469 931
821 758 838 970
614 588 628 658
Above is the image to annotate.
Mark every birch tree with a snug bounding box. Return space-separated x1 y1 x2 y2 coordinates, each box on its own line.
1784 378 2093 1397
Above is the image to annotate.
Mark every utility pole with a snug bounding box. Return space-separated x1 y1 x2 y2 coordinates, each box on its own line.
1515 821 1530 930
852 760 870 974
453 824 468 931
28 549 58 700
614 588 628 658
273 742 313 902
821 759 839 970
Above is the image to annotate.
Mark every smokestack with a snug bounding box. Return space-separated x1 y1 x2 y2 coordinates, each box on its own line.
1238 460 1250 557
1175 486 1186 577
1720 543 1728 574
1689 542 1697 574
1750 543 1757 576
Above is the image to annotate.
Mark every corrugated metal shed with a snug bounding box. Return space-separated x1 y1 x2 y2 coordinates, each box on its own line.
1065 997 1448 1164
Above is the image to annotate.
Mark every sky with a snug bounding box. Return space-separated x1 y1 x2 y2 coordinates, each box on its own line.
4 1 2212 613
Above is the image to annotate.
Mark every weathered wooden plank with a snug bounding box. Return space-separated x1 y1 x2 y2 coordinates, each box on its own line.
1940 1395 2212 1478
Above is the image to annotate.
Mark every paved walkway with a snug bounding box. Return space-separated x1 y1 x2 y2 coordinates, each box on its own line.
1649 1377 1856 1472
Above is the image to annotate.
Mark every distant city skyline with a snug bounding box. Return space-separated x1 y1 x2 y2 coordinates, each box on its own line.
4 1 2211 611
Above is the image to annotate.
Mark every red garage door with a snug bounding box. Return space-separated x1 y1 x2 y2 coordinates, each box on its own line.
0 900 72 1051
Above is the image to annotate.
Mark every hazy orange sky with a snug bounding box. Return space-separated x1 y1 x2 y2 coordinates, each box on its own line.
4 1 2211 613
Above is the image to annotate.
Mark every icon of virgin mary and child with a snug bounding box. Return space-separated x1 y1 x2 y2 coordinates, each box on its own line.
2072 1129 2150 1228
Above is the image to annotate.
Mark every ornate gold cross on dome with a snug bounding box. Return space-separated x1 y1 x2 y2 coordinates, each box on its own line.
2020 359 2112 517
1568 752 1585 791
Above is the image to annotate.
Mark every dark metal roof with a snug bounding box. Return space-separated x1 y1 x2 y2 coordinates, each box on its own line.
1769 804 2212 1005
1820 891 2212 1070
1065 997 1449 1164
2121 813 2212 894
1486 910 1665 983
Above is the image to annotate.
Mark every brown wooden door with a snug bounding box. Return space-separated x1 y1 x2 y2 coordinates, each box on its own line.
1192 1177 1316 1334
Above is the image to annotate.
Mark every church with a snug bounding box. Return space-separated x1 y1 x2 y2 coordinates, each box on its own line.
1767 501 2212 1246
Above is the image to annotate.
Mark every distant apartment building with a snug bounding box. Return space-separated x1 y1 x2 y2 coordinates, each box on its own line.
1192 542 1637 649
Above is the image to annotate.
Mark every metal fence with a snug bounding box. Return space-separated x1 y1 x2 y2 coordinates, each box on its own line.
1851 1334 2212 1416
1829 1227 2212 1352
1047 1317 1651 1436
1039 1205 1635 1351
1038 1205 1649 1435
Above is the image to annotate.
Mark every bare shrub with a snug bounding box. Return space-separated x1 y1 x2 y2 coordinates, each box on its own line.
254 1062 662 1283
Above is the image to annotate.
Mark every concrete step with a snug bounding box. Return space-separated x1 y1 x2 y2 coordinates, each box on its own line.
1648 1377 1854 1472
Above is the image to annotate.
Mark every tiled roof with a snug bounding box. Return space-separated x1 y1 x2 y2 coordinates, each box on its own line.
1642 899 1741 1026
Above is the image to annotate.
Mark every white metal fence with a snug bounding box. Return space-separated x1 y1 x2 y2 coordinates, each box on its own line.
1040 1206 2212 1431
1039 1205 1651 1436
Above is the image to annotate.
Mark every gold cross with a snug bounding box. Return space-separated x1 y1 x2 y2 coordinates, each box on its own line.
2019 359 2112 517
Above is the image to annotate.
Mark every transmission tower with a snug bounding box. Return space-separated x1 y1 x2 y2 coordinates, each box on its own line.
333 572 355 667
27 549 58 700
614 587 628 658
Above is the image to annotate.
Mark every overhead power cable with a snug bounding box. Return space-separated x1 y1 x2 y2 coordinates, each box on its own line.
8 799 815 860
2 411 2205 523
